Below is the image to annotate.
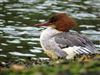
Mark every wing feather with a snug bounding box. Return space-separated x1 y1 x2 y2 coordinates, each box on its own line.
54 32 96 54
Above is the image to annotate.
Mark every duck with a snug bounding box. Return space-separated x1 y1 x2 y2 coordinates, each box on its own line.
34 13 98 60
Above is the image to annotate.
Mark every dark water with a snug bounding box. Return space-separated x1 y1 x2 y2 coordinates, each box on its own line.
0 0 100 62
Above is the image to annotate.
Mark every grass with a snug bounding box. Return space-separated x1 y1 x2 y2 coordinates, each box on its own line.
0 54 100 75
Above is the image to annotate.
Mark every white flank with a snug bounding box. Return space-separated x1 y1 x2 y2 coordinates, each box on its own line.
62 46 81 59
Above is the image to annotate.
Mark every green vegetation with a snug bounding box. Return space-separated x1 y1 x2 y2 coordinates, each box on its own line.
0 60 100 75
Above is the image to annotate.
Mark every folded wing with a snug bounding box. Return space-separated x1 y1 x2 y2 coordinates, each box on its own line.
54 32 97 54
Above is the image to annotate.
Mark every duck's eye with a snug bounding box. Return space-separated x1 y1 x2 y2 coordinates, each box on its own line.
49 16 58 23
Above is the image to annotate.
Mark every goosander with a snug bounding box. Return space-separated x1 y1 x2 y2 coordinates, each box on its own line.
34 13 97 60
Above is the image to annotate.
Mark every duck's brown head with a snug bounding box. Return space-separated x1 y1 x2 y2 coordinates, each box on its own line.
34 13 77 32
